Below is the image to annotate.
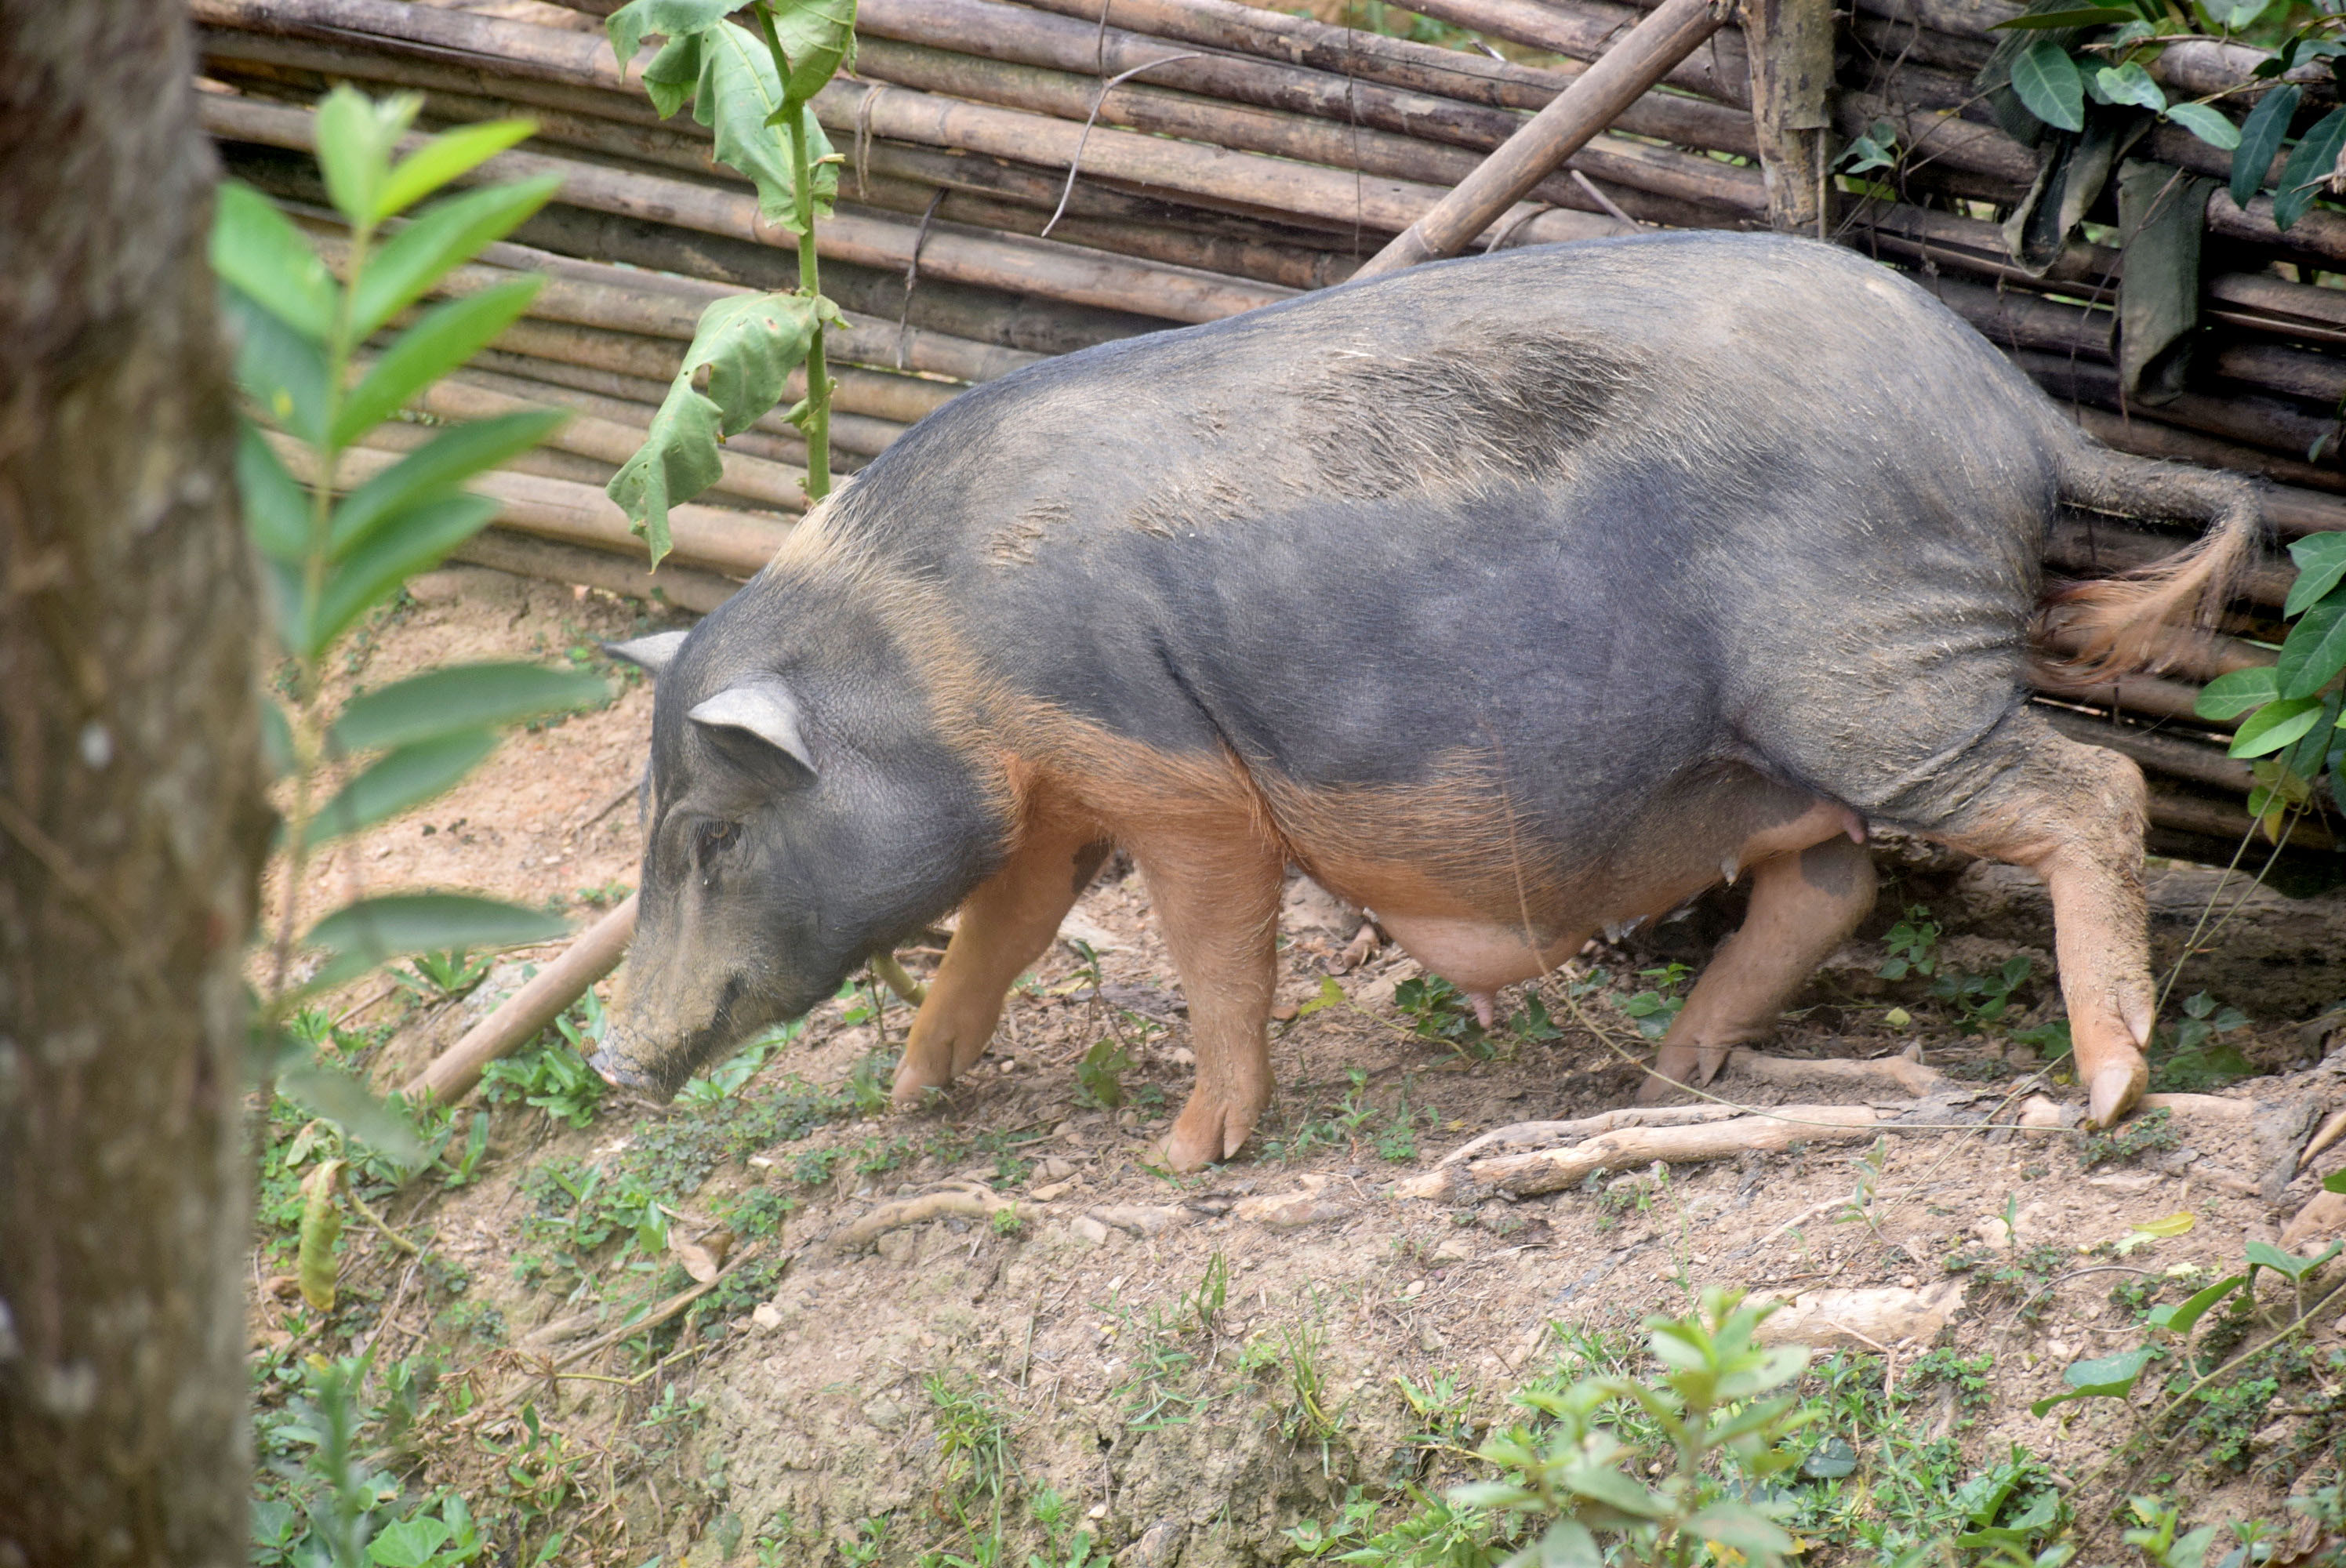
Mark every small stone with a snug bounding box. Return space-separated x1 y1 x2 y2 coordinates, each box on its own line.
1072 1215 1113 1245
1030 1180 1075 1203
1034 1157 1077 1182
1898 1274 1919 1289
1404 1279 1427 1298
1270 1000 1300 1022
750 1303 784 1332
1418 1327 1446 1353
2046 1339 2072 1359
998 1058 1016 1075
1430 1240 1471 1265
1086 1503 1108 1522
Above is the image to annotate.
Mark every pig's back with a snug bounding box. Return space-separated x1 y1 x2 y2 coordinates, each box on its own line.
826 230 2068 823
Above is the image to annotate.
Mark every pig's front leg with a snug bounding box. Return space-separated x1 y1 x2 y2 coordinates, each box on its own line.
1134 835 1286 1172
892 819 1111 1109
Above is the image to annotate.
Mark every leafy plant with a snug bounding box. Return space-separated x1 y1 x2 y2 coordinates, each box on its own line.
2197 531 2346 838
215 89 609 1280
1879 906 1942 981
1458 1289 1810 1567
601 0 853 561
1073 1036 1132 1110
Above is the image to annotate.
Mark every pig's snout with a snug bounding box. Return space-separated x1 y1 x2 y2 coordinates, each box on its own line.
586 1043 675 1105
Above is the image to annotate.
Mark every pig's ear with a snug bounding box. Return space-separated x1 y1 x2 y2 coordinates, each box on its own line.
603 630 688 675
688 679 814 773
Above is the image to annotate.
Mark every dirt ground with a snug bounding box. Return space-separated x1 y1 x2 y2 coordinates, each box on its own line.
260 568 2346 1566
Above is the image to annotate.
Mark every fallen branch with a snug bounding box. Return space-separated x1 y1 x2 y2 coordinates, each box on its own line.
823 1180 1013 1252
1723 1047 1947 1098
1401 1102 1895 1201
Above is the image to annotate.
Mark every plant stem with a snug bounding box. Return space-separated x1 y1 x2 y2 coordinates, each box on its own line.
753 1 832 503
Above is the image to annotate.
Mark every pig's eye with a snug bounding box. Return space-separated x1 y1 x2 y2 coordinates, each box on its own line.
693 821 741 866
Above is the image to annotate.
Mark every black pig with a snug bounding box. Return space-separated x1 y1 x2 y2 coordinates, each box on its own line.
592 231 2257 1171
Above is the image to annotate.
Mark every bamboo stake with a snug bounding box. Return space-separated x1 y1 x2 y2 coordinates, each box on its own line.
403 896 637 1105
1354 0 1731 276
451 528 739 614
1744 0 1836 233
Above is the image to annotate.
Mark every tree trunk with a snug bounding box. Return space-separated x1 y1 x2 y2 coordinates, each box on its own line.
0 5 266 1565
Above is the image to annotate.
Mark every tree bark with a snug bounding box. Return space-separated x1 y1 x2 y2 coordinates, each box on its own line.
0 5 266 1566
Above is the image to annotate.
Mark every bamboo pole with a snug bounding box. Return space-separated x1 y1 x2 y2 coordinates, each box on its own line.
852 0 1760 158
460 347 906 462
1354 0 1731 276
2021 351 2346 478
263 432 788 575
198 89 1295 324
403 895 638 1105
452 528 739 614
845 38 1761 226
1386 0 1752 106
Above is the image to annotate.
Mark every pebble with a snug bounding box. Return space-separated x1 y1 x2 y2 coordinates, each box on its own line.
1072 1215 1113 1245
1404 1279 1427 1298
1898 1274 1919 1289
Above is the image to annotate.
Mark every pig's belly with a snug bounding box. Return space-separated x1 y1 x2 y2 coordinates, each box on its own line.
1326 794 1861 993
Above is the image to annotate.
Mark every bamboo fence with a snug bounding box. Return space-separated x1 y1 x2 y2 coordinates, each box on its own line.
191 0 2346 860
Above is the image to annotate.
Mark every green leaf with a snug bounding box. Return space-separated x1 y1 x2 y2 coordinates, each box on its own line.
303 493 499 658
376 118 538 221
276 1056 427 1168
2224 0 2276 25
304 893 567 989
2029 1345 2153 1416
333 278 543 448
761 0 857 109
365 1515 454 1568
2326 1167 2346 1193
2229 693 2324 757
2165 101 2240 151
2277 597 2346 699
332 662 609 752
329 409 565 557
2232 84 2300 209
608 380 723 570
312 730 500 844
2096 60 2167 111
222 286 330 446
605 0 743 70
1519 1519 1603 1568
2195 666 2278 720
2246 1239 2330 1279
210 182 340 342
685 19 839 228
606 290 823 564
2288 531 2346 617
641 30 707 119
1991 3 2137 21
2275 105 2346 230
1685 1504 1797 1557
350 176 562 340
2011 40 2086 132
237 423 314 564
315 86 419 228
2146 1273 2245 1334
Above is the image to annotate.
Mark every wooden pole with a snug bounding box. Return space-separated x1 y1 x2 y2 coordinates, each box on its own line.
1744 0 1836 234
403 895 638 1105
1353 0 1731 278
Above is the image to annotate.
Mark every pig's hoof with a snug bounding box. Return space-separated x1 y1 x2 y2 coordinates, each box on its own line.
889 1059 953 1113
2083 1052 2149 1130
1637 1046 1698 1104
1158 1098 1258 1173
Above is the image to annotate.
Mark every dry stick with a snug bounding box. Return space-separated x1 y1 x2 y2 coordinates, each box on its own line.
1352 0 1730 277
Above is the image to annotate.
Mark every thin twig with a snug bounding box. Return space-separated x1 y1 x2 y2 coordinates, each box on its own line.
895 186 946 372
1040 53 1206 238
1571 169 1639 226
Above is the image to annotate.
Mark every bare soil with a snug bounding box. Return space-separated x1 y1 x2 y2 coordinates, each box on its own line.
261 569 2346 1566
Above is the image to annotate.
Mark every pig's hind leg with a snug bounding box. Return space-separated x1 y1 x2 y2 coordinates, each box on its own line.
892 819 1112 1110
1640 834 1877 1102
1903 709 2152 1127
